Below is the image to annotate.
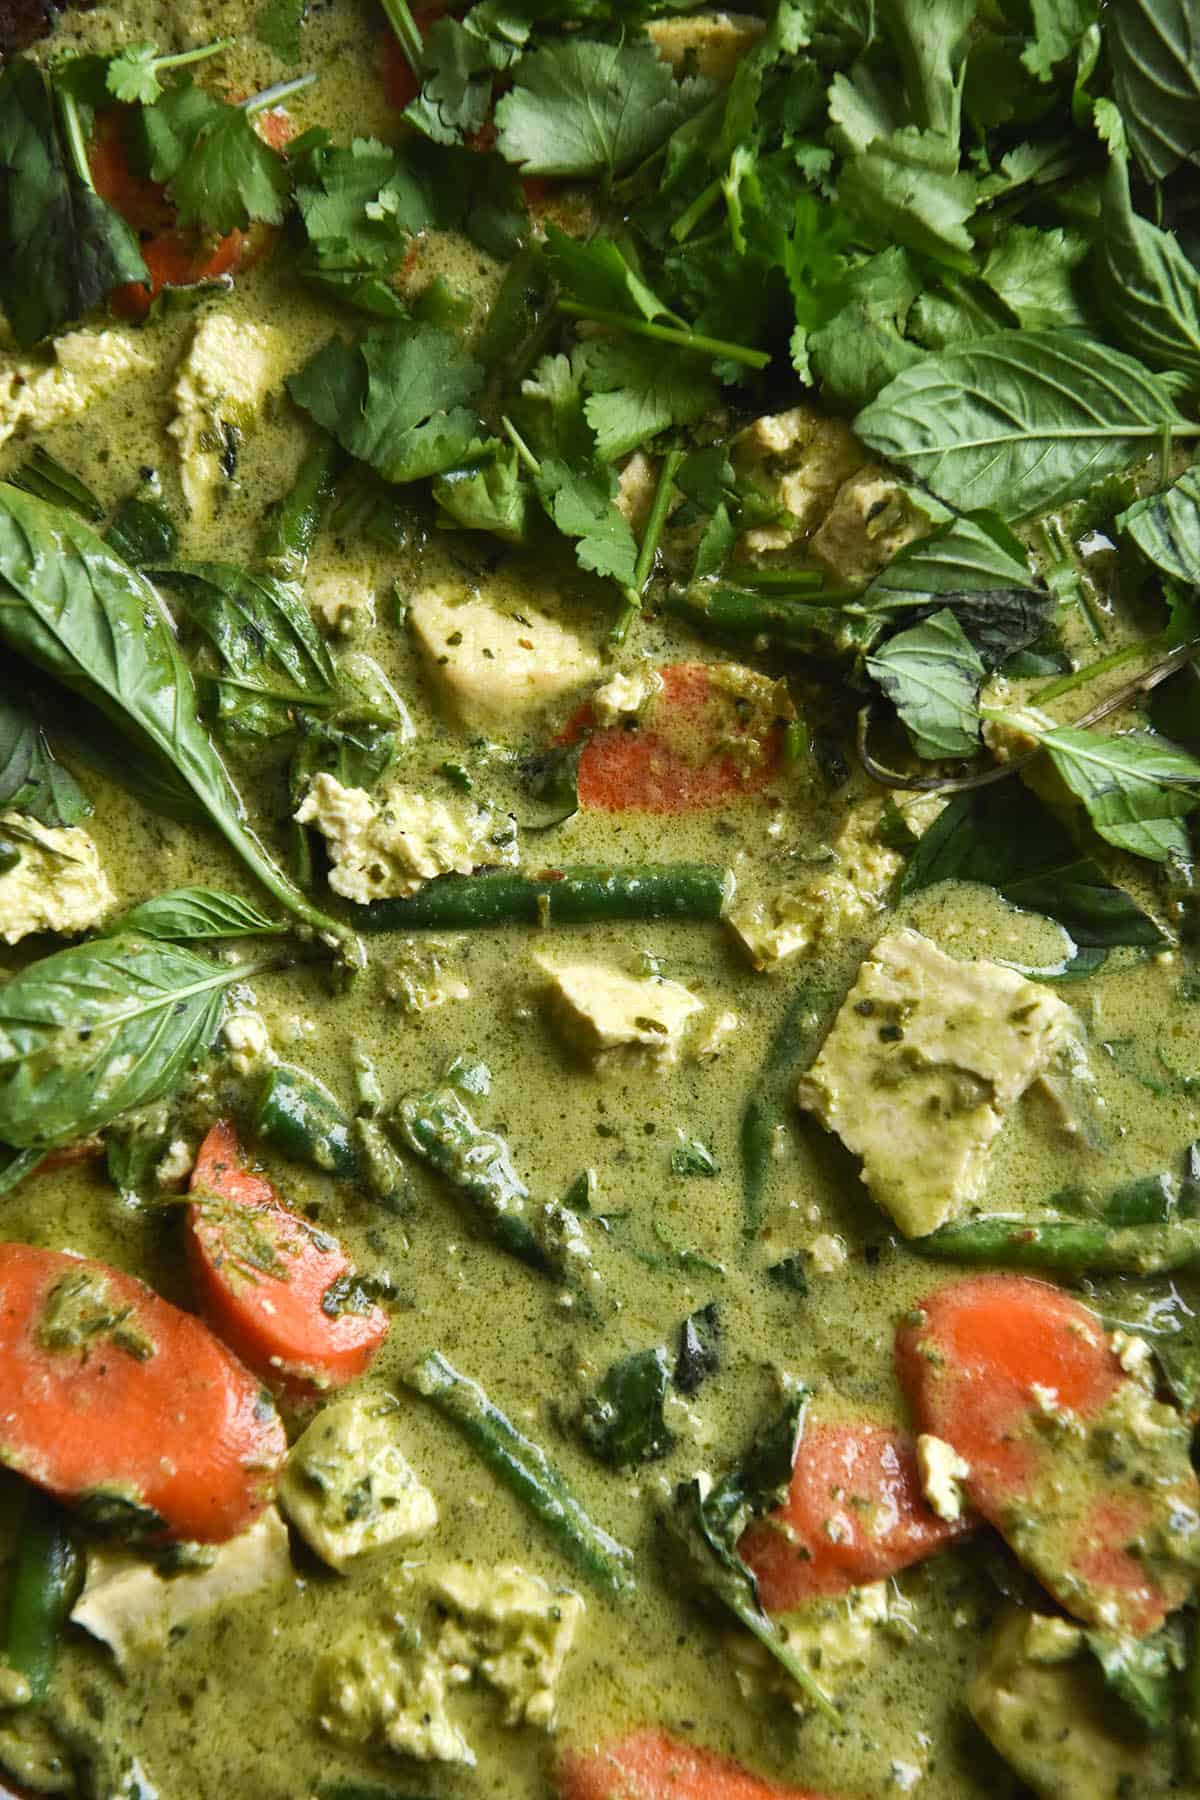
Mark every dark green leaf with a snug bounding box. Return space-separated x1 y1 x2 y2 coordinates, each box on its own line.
1121 463 1200 583
0 59 147 346
1098 152 1200 380
808 248 925 410
256 0 307 62
581 1346 675 1469
1037 724 1200 862
855 330 1193 519
433 450 529 542
674 1301 721 1396
867 608 984 759
292 137 434 303
860 512 1051 667
766 1254 809 1294
105 480 178 568
981 225 1090 330
516 740 581 830
577 338 716 462
839 127 977 271
1107 0 1200 182
670 1136 720 1178
104 888 286 942
0 687 90 828
403 15 495 146
0 934 273 1150
1085 1628 1176 1736
287 324 488 485
8 450 103 522
140 80 290 235
901 784 1166 947
543 226 672 325
154 561 338 708
534 459 638 587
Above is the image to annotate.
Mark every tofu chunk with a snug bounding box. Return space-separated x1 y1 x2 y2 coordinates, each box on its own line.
70 1509 292 1668
280 1394 438 1571
646 11 767 81
0 329 152 450
169 312 288 518
538 959 703 1066
808 465 927 588
731 405 865 556
317 1610 474 1765
432 1562 584 1729
408 590 599 731
916 1434 971 1524
795 929 1076 1236
0 815 114 944
295 772 517 903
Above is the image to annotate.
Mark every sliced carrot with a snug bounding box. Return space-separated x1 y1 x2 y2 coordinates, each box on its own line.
737 1421 972 1608
188 1122 388 1400
0 1241 285 1542
557 1729 835 1800
566 663 790 815
897 1274 1200 1636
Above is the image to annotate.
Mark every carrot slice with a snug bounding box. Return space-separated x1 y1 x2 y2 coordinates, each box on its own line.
566 663 789 815
0 1241 284 1542
557 1729 835 1800
188 1122 388 1400
737 1421 972 1608
897 1274 1200 1636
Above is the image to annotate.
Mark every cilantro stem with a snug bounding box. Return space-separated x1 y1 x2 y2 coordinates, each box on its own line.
500 416 541 478
614 448 684 645
56 89 95 192
378 0 425 79
153 39 232 73
556 303 770 371
721 566 828 591
670 177 722 244
241 72 317 116
1034 639 1161 705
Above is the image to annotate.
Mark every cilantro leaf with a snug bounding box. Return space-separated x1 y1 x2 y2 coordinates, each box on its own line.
404 140 529 261
139 80 290 234
535 459 638 586
433 449 529 542
838 127 977 271
495 39 712 178
543 225 673 324
288 323 489 484
106 43 167 106
256 0 307 63
981 225 1090 330
0 58 148 346
808 247 924 408
1022 0 1099 81
403 16 496 147
879 0 974 140
868 607 985 759
292 136 434 312
577 337 715 461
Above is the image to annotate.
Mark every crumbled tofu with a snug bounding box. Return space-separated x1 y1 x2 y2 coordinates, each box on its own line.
807 1232 848 1274
727 795 942 970
408 590 600 730
731 405 865 556
384 938 471 1012
1110 1329 1155 1385
317 1614 474 1765
538 958 704 1066
0 328 153 450
0 815 114 944
432 1562 584 1729
71 1510 292 1669
589 666 664 728
916 1434 971 1524
729 1581 898 1714
691 1008 740 1061
307 567 377 636
155 1137 194 1190
168 312 288 518
295 772 517 903
280 1395 438 1572
222 1010 274 1076
809 466 927 589
647 10 767 80
796 929 1076 1236
613 450 659 534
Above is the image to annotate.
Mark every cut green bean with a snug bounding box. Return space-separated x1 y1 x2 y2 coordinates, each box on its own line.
4 1493 81 1705
351 864 733 932
662 584 868 652
913 1215 1200 1275
255 1064 360 1180
740 982 834 1244
407 1351 636 1598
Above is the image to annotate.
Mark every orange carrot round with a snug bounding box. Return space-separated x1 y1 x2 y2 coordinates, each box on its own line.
0 1242 285 1542
557 1729 836 1800
897 1273 1200 1636
188 1121 388 1400
738 1421 973 1608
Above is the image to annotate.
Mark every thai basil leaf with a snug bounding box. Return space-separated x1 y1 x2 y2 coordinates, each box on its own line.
867 608 984 759
154 561 338 706
1120 464 1200 584
105 479 178 567
859 512 1052 666
0 485 339 935
1035 724 1200 862
103 888 286 942
1106 0 1200 183
855 330 1194 519
516 739 581 830
0 686 90 827
901 785 1165 947
8 449 103 521
581 1346 675 1469
0 933 278 1149
675 1301 721 1396
1098 152 1200 381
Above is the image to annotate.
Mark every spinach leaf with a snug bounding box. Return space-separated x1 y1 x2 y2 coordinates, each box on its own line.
1120 463 1200 583
0 485 340 936
867 608 985 759
1098 152 1200 381
675 1300 721 1396
664 1382 837 1721
855 330 1195 519
0 934 279 1150
0 687 90 827
1106 0 1200 182
495 39 712 179
901 785 1165 947
8 449 103 522
103 888 286 942
859 512 1052 666
581 1346 675 1469
1033 723 1200 862
288 324 489 485
0 58 147 346
153 561 338 722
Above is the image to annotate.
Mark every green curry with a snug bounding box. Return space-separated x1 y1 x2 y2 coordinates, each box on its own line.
1 1 1200 1796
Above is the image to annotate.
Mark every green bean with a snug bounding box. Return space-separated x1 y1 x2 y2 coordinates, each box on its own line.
407 1351 636 1598
351 863 733 932
255 1064 360 1180
913 1215 1200 1275
661 583 868 652
257 436 339 580
3 1493 81 1705
740 982 834 1244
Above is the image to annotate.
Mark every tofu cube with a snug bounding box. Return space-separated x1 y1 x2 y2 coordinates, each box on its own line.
538 959 703 1066
279 1394 438 1570
408 590 599 730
